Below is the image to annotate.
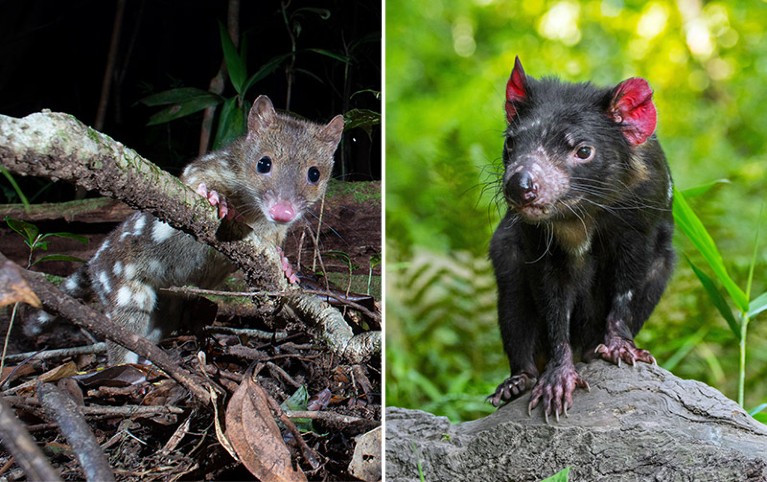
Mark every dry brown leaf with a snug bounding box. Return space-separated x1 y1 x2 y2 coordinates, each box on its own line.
0 260 41 308
12 361 79 396
225 368 307 482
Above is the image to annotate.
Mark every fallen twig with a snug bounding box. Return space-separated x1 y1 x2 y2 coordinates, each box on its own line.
37 382 116 482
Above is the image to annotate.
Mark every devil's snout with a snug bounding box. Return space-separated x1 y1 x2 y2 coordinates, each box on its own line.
505 170 539 206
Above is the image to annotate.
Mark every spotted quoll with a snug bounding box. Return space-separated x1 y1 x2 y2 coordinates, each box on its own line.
27 96 344 364
488 58 675 421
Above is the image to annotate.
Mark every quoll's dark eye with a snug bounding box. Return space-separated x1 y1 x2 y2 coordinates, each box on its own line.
307 166 321 184
575 146 594 160
256 156 272 174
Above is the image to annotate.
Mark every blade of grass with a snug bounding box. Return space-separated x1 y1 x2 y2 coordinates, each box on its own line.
673 186 748 311
747 292 767 319
686 257 740 339
0 167 30 208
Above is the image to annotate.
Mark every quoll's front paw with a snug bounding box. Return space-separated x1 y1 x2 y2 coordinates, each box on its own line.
488 372 536 407
196 182 236 220
276 247 300 285
595 336 655 367
528 363 590 423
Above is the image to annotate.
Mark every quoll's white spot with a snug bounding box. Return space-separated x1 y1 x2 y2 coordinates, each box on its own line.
151 220 175 243
93 240 110 260
116 286 132 306
113 261 123 276
64 276 80 292
146 327 163 343
147 259 164 277
115 283 157 311
124 264 137 280
123 352 140 364
98 271 112 294
133 215 147 235
36 312 52 323
134 284 157 311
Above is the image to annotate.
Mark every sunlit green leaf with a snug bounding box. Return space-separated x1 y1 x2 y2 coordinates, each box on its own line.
680 179 730 199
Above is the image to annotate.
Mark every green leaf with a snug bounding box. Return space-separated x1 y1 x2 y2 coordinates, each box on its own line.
748 291 767 319
280 386 312 432
5 217 39 245
344 108 381 138
0 167 30 208
673 186 748 311
39 231 89 245
139 87 218 106
680 179 730 198
241 54 291 96
146 94 223 126
749 402 767 417
219 23 246 94
294 7 331 20
212 97 246 150
541 467 571 482
687 257 740 339
305 48 351 64
32 254 86 266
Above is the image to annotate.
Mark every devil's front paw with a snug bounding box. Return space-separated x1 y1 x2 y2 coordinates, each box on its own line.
488 372 536 407
594 336 655 367
528 363 589 423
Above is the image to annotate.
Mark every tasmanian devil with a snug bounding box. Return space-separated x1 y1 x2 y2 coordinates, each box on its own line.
488 57 675 421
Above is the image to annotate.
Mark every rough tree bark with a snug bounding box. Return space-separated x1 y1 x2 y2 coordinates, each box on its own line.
0 110 379 362
386 361 767 482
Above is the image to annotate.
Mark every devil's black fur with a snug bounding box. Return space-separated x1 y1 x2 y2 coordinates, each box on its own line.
489 58 675 421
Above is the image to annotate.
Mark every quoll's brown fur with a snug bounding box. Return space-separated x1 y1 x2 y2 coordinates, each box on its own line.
26 96 344 364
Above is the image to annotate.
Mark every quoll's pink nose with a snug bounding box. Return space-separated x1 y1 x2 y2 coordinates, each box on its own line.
269 201 297 223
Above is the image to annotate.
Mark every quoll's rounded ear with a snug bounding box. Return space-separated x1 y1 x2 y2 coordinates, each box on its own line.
506 56 528 123
316 114 345 144
608 78 657 146
248 95 277 134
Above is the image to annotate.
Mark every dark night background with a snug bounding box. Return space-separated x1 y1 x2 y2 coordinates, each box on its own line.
0 0 381 203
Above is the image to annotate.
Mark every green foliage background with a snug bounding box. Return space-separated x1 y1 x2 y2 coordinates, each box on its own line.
386 0 767 421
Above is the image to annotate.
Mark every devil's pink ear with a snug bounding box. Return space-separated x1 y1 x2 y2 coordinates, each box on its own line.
608 78 657 146
505 56 528 123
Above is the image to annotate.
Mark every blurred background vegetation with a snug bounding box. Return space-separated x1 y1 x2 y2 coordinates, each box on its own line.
386 0 767 421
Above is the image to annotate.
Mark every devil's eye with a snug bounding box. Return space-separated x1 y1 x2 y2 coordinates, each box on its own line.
307 166 321 184
575 146 594 160
256 156 272 173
